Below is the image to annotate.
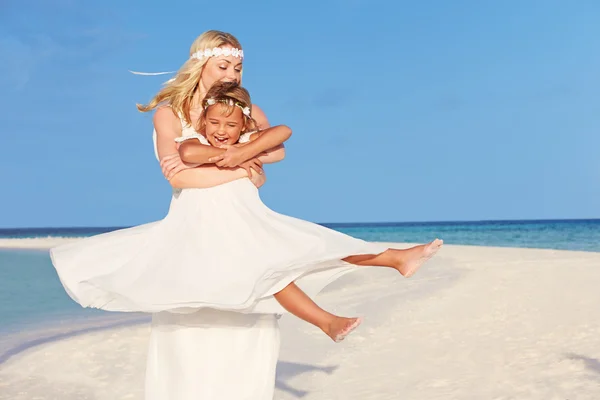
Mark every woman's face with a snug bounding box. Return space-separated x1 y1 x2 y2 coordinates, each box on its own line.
200 45 243 92
204 104 244 148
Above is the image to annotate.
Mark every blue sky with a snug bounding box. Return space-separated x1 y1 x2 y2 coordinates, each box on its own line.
1 0 598 228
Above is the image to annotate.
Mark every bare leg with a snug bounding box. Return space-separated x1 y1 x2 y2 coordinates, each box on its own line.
274 283 361 343
273 239 443 342
343 238 443 277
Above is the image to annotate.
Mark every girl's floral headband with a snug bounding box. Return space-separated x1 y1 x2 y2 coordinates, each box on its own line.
203 98 251 117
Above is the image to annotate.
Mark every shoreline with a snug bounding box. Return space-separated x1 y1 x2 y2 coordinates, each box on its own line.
0 237 82 250
1 236 600 255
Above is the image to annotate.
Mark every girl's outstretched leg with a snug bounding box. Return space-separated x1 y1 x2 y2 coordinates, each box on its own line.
274 282 361 343
343 238 443 277
273 239 443 342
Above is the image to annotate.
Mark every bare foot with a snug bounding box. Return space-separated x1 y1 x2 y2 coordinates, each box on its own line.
325 317 363 343
392 238 443 278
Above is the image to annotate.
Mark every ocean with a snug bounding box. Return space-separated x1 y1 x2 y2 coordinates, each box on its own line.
1 219 599 363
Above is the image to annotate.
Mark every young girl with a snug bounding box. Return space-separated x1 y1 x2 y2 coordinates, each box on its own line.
171 80 442 342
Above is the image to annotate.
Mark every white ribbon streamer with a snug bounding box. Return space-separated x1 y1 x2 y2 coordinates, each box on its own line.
128 70 176 76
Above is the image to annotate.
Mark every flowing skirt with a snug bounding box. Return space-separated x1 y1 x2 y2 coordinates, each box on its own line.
50 178 389 315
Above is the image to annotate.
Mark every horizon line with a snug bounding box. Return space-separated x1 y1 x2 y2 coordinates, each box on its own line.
1 217 599 231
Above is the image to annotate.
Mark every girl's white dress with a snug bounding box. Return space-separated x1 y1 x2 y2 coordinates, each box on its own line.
49 120 389 399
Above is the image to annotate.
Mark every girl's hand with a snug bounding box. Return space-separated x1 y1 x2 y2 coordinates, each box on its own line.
160 153 199 181
208 144 249 168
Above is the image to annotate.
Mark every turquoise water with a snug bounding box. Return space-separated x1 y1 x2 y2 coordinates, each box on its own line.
0 219 598 362
0 248 148 363
330 219 600 252
0 249 107 329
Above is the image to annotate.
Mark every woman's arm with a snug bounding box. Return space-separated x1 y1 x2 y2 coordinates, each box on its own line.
154 107 201 181
252 104 286 163
169 165 248 189
154 106 182 161
169 162 266 189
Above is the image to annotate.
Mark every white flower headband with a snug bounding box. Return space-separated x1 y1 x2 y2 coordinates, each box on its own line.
129 46 245 76
191 47 244 61
204 98 251 117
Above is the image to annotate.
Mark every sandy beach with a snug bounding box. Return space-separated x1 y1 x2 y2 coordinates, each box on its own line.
1 242 599 399
0 237 79 250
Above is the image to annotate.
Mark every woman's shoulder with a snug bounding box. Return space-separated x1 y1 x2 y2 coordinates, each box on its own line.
251 104 269 129
154 105 178 122
154 105 186 136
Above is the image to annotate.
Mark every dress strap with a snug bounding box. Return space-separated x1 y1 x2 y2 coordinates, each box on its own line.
238 131 258 144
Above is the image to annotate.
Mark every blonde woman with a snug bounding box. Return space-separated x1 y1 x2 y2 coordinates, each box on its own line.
52 31 287 400
50 31 443 399
141 31 277 184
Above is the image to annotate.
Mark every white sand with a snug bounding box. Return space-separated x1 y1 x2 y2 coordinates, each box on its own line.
1 243 600 399
0 237 79 249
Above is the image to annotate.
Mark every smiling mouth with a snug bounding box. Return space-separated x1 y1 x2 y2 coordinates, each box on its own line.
214 136 229 145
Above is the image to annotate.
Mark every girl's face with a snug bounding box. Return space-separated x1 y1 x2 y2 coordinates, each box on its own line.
204 104 244 148
200 45 243 92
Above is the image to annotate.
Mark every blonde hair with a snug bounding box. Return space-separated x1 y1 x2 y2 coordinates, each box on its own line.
197 81 258 136
136 30 243 126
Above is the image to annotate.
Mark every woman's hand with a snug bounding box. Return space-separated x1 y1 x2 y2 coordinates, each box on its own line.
249 168 267 188
239 158 264 176
208 144 249 168
160 153 200 181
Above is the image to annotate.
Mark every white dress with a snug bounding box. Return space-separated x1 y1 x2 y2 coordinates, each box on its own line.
49 121 389 399
145 309 281 400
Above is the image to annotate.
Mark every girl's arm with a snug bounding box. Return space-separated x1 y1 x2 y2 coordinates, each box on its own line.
179 124 291 167
227 124 291 165
177 139 223 165
177 104 286 166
